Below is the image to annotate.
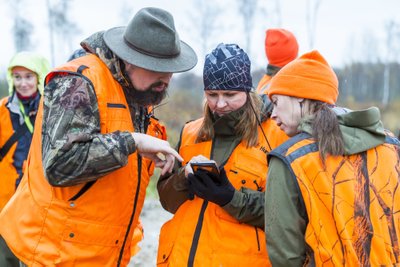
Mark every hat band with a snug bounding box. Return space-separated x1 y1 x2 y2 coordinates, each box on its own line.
123 36 180 59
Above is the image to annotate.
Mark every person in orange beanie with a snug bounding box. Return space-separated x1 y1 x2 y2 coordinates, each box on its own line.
264 50 400 266
256 28 298 94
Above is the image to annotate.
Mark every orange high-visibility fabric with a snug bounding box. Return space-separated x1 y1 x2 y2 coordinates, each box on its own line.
130 219 144 256
256 74 272 95
0 54 163 266
270 134 400 266
157 117 287 266
0 97 20 211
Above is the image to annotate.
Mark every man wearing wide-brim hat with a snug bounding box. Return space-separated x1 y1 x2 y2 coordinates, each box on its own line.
0 7 197 266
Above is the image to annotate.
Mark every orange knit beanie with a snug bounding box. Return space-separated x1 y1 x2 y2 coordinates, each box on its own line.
268 50 339 105
265 28 299 67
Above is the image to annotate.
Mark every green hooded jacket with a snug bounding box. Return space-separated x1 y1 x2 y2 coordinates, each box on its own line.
264 107 391 267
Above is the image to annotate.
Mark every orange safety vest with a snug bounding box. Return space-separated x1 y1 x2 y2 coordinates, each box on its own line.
157 117 288 266
0 97 20 211
0 54 165 266
256 74 272 94
269 133 400 266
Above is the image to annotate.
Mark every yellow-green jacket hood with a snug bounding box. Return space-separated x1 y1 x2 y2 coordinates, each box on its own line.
7 51 51 96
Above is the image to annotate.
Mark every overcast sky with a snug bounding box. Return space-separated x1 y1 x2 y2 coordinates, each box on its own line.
1 0 399 76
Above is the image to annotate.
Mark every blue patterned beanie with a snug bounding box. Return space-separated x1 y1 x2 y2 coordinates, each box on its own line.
203 43 252 91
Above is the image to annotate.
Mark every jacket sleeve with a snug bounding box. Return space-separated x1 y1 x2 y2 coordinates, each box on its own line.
222 188 265 228
157 163 191 214
41 74 136 186
264 157 307 267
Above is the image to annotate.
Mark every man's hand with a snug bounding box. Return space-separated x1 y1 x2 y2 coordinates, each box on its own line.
132 133 183 175
188 168 235 206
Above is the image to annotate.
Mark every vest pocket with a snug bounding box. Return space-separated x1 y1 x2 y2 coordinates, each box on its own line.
62 218 125 247
232 150 267 191
157 220 176 265
106 103 127 109
211 206 269 261
157 242 174 266
105 102 132 133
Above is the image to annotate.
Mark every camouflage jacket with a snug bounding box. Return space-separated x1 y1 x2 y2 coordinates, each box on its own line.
41 32 149 186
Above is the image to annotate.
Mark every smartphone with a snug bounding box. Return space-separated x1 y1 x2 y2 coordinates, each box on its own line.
190 161 220 177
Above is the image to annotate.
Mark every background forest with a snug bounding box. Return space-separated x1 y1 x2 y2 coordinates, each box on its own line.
1 0 399 193
1 2 398 263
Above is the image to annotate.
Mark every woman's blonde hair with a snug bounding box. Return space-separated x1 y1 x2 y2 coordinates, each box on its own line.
195 92 263 147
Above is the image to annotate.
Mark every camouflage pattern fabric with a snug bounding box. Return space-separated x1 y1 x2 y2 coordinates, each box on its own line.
42 75 136 186
41 32 150 186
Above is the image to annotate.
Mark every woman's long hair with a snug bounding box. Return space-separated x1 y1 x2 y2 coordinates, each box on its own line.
308 100 345 162
195 91 263 147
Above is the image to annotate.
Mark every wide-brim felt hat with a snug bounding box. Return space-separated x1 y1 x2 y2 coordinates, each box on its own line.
104 7 197 73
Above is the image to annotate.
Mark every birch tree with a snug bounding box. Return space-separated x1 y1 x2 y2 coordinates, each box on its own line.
46 0 80 65
236 0 258 55
382 20 399 106
306 0 322 49
189 0 222 57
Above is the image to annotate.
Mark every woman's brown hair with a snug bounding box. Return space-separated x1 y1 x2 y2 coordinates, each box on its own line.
308 100 345 162
195 92 263 147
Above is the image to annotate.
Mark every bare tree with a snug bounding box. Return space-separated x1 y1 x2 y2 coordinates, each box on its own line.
262 0 282 27
236 0 258 55
10 0 34 52
46 0 55 66
187 0 223 57
257 0 282 31
306 0 322 49
382 20 399 107
273 0 282 27
47 0 80 65
119 1 136 24
360 31 379 63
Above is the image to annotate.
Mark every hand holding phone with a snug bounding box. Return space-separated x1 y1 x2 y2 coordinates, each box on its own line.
190 161 220 176
190 161 221 184
187 168 235 206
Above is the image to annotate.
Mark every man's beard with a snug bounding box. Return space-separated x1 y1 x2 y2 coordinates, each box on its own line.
130 81 168 106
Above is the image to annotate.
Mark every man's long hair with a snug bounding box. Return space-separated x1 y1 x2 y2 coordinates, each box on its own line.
195 92 263 147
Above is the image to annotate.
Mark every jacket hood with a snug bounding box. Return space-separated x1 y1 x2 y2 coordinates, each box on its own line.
299 106 386 155
336 106 386 154
7 51 51 96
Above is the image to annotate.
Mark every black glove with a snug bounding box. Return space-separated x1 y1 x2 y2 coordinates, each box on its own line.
188 168 235 206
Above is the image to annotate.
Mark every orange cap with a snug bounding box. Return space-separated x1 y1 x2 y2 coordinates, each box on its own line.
268 50 338 105
265 28 299 68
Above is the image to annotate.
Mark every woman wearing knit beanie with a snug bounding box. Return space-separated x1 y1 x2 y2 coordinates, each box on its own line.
256 28 299 94
157 43 288 266
264 50 400 266
0 51 50 267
